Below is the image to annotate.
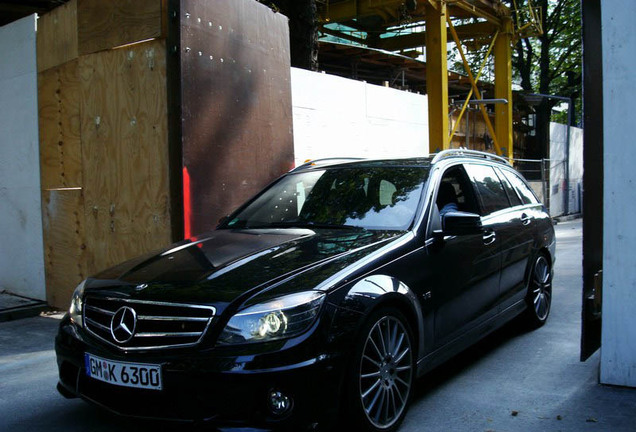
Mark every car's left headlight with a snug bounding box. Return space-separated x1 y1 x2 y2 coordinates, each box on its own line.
217 291 325 345
69 279 87 327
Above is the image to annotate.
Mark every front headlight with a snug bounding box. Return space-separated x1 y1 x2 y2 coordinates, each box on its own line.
69 279 87 327
218 291 325 345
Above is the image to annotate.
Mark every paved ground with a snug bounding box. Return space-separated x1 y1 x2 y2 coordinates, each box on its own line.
0 290 48 322
400 218 636 432
1 218 635 431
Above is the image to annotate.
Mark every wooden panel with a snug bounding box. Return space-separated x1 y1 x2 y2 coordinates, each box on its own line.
79 39 171 273
42 189 88 309
36 0 78 72
177 0 294 236
38 60 82 189
78 0 164 55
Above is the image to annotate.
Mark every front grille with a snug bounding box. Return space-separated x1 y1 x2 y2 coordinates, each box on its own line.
83 297 216 351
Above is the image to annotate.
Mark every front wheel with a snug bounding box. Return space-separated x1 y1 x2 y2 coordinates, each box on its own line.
524 253 552 328
345 308 415 432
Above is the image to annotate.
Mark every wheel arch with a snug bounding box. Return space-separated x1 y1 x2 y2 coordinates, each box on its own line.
336 274 426 360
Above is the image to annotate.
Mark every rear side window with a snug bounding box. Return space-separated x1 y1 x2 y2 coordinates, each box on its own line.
464 164 510 215
496 168 522 207
500 169 539 205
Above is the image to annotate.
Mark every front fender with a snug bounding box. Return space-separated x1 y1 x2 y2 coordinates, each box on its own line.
334 274 426 360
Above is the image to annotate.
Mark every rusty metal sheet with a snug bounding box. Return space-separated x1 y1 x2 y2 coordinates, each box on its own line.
176 0 294 237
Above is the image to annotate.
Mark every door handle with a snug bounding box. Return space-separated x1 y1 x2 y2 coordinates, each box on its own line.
521 213 533 226
483 230 496 245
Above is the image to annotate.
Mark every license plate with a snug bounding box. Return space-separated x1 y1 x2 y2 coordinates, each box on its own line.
84 353 162 391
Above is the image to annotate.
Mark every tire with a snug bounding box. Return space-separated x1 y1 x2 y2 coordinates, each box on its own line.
344 307 415 432
524 253 553 328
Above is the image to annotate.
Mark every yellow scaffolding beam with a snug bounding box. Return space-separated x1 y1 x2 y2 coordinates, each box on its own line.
426 2 449 153
318 0 531 158
449 30 499 143
447 17 500 154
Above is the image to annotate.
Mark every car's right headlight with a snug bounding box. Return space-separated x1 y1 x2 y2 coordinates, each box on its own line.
217 291 325 345
69 279 87 327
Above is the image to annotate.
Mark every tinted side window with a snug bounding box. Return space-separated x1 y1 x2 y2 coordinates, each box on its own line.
501 169 539 205
436 165 481 214
465 164 510 215
496 168 522 207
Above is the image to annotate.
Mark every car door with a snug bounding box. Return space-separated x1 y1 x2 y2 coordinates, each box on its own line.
495 167 543 309
464 163 529 312
426 164 501 348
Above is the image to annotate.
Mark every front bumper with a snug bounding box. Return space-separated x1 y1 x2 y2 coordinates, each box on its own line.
55 314 343 429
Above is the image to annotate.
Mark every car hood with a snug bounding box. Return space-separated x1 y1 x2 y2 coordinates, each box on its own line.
86 228 404 312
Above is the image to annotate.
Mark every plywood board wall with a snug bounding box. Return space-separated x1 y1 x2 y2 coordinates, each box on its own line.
36 0 294 307
38 38 172 307
37 1 172 308
177 0 294 236
78 0 165 55
41 189 88 307
79 38 171 272
36 0 78 72
38 60 82 188
38 59 86 306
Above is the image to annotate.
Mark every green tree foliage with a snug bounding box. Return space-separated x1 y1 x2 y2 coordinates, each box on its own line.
515 0 581 158
513 0 581 124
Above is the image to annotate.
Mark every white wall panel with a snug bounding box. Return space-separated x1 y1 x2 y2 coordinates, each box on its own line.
291 68 429 166
0 15 45 300
600 0 636 387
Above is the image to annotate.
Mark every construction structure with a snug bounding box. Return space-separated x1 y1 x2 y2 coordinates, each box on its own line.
318 0 543 158
1 0 542 307
29 0 293 307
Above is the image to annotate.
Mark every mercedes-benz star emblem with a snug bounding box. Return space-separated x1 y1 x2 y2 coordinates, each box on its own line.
110 306 137 344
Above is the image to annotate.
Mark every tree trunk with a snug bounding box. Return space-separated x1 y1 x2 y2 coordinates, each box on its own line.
289 0 318 70
261 0 318 70
536 0 552 159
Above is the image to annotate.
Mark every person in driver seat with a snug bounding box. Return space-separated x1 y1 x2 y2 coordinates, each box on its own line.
437 181 459 216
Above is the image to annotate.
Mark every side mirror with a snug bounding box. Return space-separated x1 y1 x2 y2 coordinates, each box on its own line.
442 211 483 236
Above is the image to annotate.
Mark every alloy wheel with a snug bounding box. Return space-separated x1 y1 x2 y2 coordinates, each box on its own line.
359 315 413 429
532 255 552 321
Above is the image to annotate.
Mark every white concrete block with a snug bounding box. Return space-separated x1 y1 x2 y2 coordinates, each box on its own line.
0 15 45 301
600 0 636 388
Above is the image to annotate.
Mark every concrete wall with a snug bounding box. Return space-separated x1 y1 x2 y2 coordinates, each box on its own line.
600 0 636 387
291 68 429 166
0 16 46 301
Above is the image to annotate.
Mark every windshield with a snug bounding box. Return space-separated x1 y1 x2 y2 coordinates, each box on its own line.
224 166 429 231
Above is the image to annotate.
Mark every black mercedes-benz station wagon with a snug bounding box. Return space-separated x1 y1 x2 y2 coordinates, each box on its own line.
55 149 555 431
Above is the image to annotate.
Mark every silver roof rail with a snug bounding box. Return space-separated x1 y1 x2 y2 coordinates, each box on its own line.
431 148 511 166
291 157 366 172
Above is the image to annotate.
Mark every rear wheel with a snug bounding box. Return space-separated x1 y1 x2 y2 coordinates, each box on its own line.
524 253 552 328
345 308 415 432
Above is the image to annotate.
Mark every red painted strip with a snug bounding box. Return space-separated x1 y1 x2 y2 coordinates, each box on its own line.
183 166 191 239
